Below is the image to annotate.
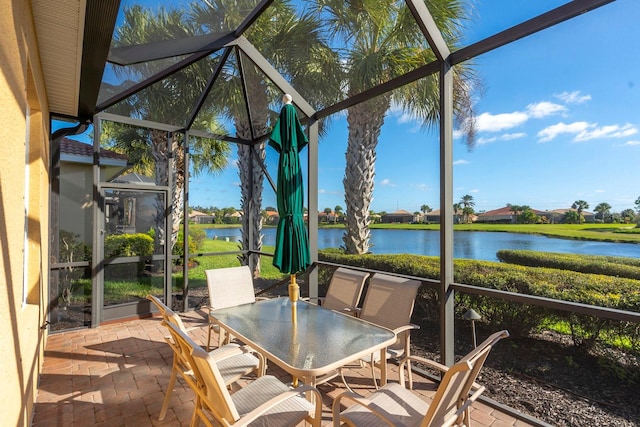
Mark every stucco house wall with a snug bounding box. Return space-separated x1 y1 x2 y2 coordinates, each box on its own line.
0 1 51 425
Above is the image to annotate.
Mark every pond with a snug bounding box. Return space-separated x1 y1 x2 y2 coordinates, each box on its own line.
204 228 640 261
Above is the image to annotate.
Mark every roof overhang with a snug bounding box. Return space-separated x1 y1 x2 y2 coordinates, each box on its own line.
31 0 120 120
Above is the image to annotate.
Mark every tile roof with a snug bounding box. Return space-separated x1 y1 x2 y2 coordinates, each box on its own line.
60 137 129 161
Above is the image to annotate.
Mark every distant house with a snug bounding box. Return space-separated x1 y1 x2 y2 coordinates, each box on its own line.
381 209 414 224
264 210 279 225
549 209 595 223
476 206 517 224
422 208 470 224
476 206 549 224
189 210 215 224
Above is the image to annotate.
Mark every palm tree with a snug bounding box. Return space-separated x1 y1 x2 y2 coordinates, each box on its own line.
453 202 462 224
191 0 341 275
420 204 432 223
316 0 477 254
107 5 231 252
572 200 589 223
460 194 475 223
594 202 611 223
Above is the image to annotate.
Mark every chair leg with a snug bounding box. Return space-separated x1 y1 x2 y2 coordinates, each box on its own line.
206 324 212 351
159 362 179 420
406 358 414 390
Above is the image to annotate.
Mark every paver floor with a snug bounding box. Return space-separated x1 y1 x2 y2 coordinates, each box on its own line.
32 310 540 426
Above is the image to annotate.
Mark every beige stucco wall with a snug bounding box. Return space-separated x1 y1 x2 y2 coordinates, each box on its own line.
0 0 51 425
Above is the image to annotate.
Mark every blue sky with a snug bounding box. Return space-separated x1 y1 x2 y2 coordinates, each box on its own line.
57 0 640 215
190 0 640 214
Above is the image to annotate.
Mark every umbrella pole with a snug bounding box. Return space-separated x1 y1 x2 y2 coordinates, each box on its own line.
288 274 299 302
289 274 299 324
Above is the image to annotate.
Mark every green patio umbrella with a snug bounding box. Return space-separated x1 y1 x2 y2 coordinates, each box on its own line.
269 94 311 306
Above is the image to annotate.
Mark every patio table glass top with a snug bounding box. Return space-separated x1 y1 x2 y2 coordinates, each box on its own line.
209 297 396 381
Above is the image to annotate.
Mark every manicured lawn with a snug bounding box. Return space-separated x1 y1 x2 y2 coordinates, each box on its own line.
360 223 640 244
176 238 288 291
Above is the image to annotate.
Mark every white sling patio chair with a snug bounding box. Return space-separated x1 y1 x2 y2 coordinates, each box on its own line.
164 320 323 427
333 330 510 427
146 295 264 421
205 265 265 349
356 273 422 389
307 267 369 314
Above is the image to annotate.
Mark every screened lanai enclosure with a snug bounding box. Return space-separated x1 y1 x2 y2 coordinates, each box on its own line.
48 0 639 390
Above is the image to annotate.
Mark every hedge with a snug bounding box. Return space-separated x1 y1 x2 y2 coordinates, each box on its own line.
497 250 640 280
318 249 640 354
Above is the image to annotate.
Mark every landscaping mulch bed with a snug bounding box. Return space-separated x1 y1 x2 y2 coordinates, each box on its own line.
411 323 640 427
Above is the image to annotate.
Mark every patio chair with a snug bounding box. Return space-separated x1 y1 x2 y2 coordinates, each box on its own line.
332 330 510 427
145 295 264 421
308 267 369 314
356 273 422 389
205 265 265 349
165 320 323 427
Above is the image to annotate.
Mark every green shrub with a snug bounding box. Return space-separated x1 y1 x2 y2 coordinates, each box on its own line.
173 228 206 264
497 250 640 279
104 233 154 279
319 249 640 349
104 233 154 258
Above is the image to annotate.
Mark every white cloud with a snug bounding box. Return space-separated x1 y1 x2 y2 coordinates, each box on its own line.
475 111 528 132
537 121 592 142
380 179 395 187
624 140 640 146
574 123 638 141
501 132 526 140
476 136 497 145
470 189 480 193
555 90 592 104
538 122 638 143
526 102 566 118
476 132 525 146
453 159 469 165
595 189 605 193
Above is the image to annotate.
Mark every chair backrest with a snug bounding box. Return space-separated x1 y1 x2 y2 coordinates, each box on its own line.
146 294 188 332
206 266 256 310
421 330 509 427
322 267 369 312
359 273 421 350
146 294 167 316
166 320 241 424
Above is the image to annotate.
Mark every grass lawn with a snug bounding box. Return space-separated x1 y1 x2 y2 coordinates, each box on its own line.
176 238 288 292
358 222 640 244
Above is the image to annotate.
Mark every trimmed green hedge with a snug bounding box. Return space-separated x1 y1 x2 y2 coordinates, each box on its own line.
104 233 154 258
318 249 640 354
497 249 640 280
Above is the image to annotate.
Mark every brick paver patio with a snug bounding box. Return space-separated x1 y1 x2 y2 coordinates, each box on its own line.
32 310 540 426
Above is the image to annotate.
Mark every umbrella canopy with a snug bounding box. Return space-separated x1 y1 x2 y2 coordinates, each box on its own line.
269 95 311 278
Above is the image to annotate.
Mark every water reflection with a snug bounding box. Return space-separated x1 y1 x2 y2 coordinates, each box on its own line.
204 228 640 261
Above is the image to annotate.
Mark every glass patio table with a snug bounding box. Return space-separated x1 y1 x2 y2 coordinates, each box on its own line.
209 297 397 387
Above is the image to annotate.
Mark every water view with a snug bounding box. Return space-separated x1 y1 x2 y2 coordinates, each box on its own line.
204 228 640 261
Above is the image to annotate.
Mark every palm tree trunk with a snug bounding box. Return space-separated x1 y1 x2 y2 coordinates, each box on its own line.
343 97 389 254
150 130 184 265
236 123 265 277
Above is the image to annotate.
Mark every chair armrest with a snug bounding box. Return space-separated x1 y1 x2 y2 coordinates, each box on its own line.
391 323 420 335
401 354 449 373
234 385 322 427
332 391 396 427
399 354 484 391
342 307 361 316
